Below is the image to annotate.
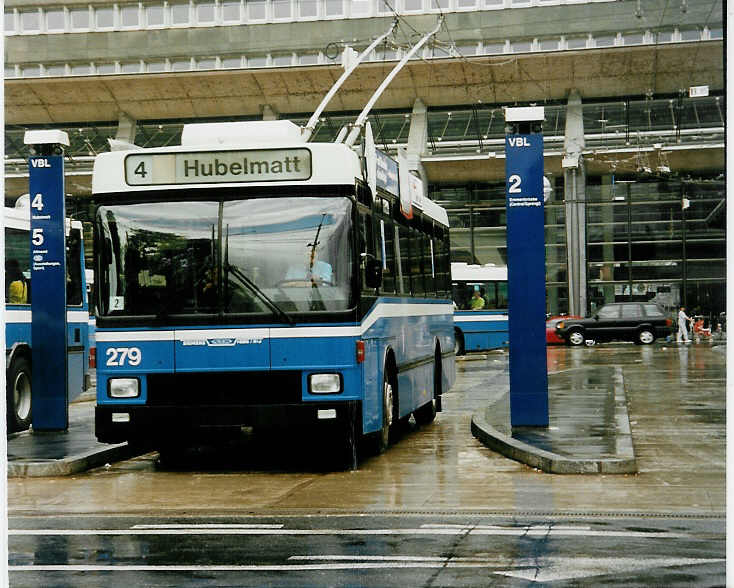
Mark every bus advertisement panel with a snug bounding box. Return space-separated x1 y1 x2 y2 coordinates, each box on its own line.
91 121 454 468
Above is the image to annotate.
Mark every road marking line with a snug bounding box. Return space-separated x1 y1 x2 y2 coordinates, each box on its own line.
10 557 724 575
9 562 495 572
8 527 688 538
9 529 462 536
288 555 486 562
131 524 284 530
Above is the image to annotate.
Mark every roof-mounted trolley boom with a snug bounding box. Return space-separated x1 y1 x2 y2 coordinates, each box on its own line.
302 20 398 142
343 18 443 148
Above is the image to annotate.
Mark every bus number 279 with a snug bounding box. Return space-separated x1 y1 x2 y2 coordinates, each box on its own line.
106 347 142 366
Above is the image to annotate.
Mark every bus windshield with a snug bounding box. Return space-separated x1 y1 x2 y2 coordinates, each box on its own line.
97 196 354 318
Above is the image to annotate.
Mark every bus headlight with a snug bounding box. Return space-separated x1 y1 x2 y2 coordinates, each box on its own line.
109 378 139 398
309 373 342 394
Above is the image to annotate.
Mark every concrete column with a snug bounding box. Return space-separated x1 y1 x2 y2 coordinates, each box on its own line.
600 174 616 305
115 111 137 144
562 90 587 316
406 98 429 190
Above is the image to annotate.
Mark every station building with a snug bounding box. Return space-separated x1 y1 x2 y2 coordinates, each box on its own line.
4 0 725 316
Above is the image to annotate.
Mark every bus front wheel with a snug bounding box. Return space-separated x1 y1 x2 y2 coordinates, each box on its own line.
374 366 396 455
7 356 32 433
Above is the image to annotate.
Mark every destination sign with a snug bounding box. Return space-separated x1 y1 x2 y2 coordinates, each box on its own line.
125 148 312 185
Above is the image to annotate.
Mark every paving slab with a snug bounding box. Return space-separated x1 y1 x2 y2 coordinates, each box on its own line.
470 357 637 474
7 397 136 478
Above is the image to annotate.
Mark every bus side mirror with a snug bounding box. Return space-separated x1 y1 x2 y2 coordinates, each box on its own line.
365 257 382 289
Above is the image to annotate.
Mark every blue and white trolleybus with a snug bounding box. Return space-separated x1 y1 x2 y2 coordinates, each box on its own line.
451 262 508 354
91 120 455 467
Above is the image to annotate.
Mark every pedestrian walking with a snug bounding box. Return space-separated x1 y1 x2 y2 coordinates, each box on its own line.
677 306 692 343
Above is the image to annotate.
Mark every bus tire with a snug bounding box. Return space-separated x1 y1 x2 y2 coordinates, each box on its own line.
7 356 32 433
454 329 465 356
415 348 441 426
373 363 396 455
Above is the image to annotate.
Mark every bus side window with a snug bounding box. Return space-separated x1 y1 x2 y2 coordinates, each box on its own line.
424 222 435 296
497 281 508 309
5 227 31 305
410 226 424 297
435 227 450 297
358 208 374 293
66 229 83 306
397 223 411 296
380 216 396 294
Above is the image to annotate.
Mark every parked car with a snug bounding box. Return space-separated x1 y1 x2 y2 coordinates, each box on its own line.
546 315 581 344
555 302 673 346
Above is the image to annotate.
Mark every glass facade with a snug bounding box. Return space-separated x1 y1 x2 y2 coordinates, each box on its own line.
4 101 725 322
586 177 725 316
431 175 724 318
430 180 570 316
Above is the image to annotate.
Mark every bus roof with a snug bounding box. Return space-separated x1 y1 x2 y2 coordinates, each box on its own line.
92 120 449 227
4 205 83 232
451 262 507 281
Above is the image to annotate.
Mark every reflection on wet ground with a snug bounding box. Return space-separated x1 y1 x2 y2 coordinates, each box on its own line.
7 344 725 517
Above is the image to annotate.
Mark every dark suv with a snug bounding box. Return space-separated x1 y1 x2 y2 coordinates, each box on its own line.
555 302 672 346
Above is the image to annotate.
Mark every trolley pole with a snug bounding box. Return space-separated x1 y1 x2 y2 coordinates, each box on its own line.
24 130 70 431
504 107 549 427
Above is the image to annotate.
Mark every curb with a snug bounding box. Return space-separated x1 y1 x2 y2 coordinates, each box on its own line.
470 413 637 474
7 443 135 478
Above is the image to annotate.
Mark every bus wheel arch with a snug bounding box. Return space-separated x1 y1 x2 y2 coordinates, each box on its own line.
7 351 32 433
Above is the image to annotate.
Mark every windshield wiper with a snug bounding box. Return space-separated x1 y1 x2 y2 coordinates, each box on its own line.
222 223 294 326
227 263 295 326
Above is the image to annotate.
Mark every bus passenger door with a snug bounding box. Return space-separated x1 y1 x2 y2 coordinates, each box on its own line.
66 316 88 402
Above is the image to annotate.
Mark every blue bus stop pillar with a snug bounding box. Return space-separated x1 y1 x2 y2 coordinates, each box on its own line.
24 130 70 431
504 108 549 427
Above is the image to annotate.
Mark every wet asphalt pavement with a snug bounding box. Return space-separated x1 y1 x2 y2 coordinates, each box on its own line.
7 343 727 585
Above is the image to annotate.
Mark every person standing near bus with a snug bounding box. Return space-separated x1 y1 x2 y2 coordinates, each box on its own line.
677 306 692 343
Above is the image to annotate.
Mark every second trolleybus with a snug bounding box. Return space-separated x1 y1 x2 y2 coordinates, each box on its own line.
91 120 455 467
451 262 509 354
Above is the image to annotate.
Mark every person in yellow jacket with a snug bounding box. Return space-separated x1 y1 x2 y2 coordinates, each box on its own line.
470 289 485 310
6 259 28 304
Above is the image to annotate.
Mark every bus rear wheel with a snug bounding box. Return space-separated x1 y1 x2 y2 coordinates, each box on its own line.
454 329 465 356
7 357 32 433
414 349 441 426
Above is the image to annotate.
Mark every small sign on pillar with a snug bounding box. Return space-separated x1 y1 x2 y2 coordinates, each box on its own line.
504 107 549 427
24 130 70 431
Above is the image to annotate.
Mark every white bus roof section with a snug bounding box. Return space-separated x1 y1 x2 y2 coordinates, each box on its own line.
451 262 507 281
4 206 83 233
181 120 304 147
92 120 450 226
93 141 360 194
419 196 449 227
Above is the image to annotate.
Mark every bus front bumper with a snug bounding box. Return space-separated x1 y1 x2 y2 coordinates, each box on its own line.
95 401 360 444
